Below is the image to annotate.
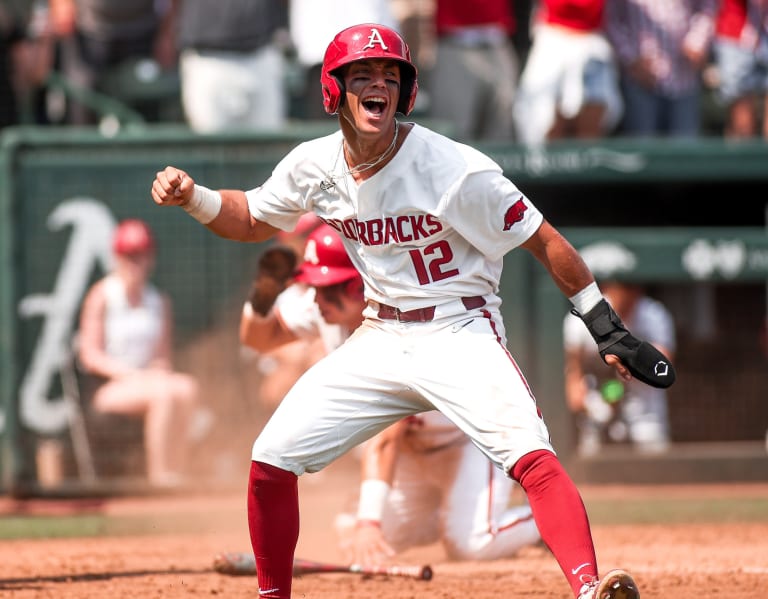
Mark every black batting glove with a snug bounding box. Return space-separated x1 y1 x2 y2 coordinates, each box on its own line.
572 299 676 389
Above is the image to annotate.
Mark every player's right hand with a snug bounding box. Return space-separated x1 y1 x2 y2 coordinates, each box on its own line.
151 166 194 207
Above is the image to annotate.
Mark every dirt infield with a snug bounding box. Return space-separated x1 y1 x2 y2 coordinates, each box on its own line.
1 458 767 598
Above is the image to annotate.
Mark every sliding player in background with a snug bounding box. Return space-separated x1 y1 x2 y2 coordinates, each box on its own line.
242 212 326 413
233 224 540 570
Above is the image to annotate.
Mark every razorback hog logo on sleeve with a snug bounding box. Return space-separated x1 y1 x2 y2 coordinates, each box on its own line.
503 199 528 231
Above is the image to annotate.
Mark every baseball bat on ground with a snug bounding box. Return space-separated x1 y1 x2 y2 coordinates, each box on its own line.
293 557 433 580
212 552 433 581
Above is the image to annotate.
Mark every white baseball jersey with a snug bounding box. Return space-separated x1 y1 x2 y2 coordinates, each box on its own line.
273 283 347 353
246 124 543 312
102 275 164 369
249 122 553 491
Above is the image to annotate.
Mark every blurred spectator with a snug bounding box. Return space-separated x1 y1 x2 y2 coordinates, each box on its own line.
512 0 535 66
12 1 60 126
50 0 177 125
562 280 676 456
514 0 623 144
288 0 399 120
759 315 768 358
0 1 52 128
390 0 437 70
712 0 768 139
0 1 24 129
427 0 519 141
173 0 289 133
605 0 719 138
77 219 205 487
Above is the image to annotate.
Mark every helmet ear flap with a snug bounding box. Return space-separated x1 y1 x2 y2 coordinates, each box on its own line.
323 74 345 115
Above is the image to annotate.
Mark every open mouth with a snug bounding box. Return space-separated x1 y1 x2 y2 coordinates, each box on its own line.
362 97 387 116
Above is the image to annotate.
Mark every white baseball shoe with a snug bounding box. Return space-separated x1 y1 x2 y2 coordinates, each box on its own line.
577 569 640 599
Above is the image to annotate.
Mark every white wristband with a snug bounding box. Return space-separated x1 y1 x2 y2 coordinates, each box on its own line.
183 184 222 224
242 301 254 318
356 479 390 523
569 281 603 314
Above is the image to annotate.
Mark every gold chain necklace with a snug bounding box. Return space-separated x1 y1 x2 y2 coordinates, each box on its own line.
321 120 399 191
343 119 399 177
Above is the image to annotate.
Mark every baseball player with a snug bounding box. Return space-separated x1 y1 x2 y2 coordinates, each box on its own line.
237 223 541 568
240 223 362 359
241 213 327 413
151 23 676 598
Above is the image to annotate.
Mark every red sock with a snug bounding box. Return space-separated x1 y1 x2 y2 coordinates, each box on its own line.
247 461 299 599
512 449 597 596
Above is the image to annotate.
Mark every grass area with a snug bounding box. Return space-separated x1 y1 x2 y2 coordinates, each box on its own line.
586 495 768 525
2 488 767 540
1 515 109 539
0 512 217 540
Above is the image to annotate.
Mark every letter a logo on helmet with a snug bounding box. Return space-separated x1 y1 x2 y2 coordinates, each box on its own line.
321 23 418 116
362 28 388 51
295 224 360 287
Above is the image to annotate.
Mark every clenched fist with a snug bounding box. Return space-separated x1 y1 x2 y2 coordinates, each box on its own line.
151 166 195 207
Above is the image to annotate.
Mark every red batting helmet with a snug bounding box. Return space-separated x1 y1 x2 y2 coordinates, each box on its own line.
294 224 360 287
321 23 418 116
112 219 155 255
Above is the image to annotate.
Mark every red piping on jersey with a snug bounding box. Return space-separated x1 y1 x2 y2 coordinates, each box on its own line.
480 309 539 411
471 310 543 539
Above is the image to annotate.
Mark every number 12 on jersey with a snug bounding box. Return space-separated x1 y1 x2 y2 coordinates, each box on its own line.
409 240 459 285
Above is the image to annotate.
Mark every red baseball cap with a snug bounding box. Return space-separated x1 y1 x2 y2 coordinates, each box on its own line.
112 219 155 255
294 224 359 286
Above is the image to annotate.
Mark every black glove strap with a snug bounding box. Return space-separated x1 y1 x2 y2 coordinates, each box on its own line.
571 299 628 354
572 299 676 389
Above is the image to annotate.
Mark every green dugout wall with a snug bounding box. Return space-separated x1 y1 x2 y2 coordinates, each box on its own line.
0 125 338 492
511 229 768 458
2 128 768 492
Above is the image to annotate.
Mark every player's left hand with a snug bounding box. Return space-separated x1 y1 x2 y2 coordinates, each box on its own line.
574 299 676 389
604 354 631 382
151 165 195 207
348 521 396 566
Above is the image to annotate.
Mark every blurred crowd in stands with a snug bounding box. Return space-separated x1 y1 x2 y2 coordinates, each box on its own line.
1 0 767 141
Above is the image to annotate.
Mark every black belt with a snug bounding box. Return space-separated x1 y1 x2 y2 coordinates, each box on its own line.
377 296 486 323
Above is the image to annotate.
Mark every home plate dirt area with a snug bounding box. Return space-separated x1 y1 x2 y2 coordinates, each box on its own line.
1 457 767 598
